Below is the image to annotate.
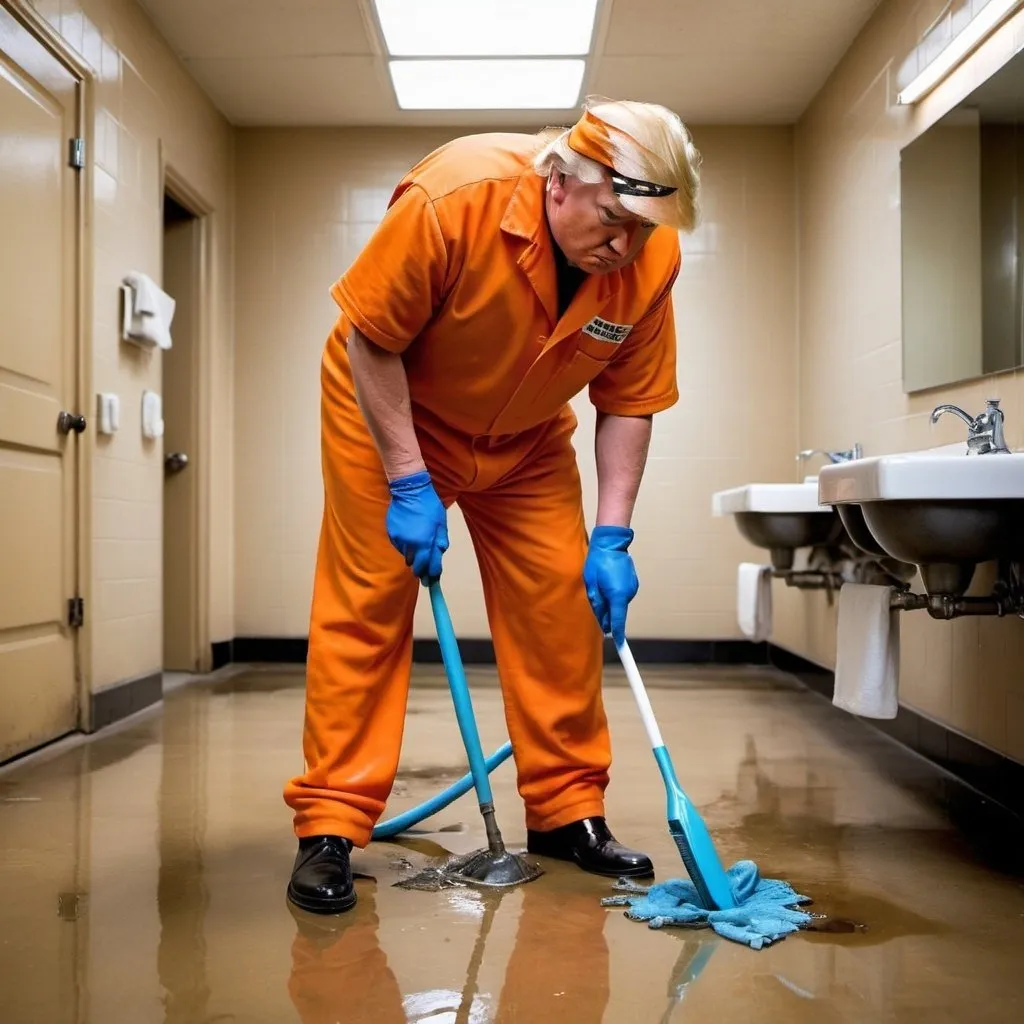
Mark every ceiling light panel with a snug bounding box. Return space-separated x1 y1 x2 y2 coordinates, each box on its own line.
374 0 599 56
389 58 586 109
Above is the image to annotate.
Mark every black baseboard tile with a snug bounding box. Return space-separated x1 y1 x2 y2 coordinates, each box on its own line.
944 731 1023 813
412 638 496 663
765 645 833 693
767 643 1024 821
232 637 309 663
223 636 768 668
90 671 163 731
610 638 770 665
211 640 234 670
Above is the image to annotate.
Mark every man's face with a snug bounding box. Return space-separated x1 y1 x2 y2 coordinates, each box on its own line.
545 171 658 274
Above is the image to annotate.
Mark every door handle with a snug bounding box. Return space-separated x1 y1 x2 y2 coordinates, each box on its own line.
57 411 87 435
164 451 189 475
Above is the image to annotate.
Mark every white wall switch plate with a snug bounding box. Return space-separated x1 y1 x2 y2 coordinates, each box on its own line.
96 393 120 435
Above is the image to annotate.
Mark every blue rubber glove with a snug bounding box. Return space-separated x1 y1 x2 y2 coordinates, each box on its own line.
386 471 448 585
583 525 639 646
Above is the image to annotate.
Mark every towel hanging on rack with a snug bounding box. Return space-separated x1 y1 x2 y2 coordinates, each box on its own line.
121 271 176 350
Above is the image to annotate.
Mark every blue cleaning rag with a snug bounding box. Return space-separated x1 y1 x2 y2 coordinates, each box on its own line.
602 860 813 950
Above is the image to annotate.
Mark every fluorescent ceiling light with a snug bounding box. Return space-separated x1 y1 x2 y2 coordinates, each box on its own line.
898 0 1024 104
374 0 598 56
389 58 585 109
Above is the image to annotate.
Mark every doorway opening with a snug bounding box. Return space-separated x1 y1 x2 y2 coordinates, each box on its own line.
161 189 204 673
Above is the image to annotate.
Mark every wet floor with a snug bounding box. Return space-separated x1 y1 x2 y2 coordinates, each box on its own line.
1 664 1023 1023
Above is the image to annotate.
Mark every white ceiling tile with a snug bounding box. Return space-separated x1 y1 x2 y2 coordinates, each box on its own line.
137 0 374 60
184 55 393 124
603 0 881 57
593 56 815 123
134 0 887 125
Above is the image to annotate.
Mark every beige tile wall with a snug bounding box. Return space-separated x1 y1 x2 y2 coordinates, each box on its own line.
232 127 465 640
231 125 798 640
774 0 1024 763
23 0 235 692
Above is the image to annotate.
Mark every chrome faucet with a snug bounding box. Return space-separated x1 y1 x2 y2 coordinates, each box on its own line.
930 399 1010 455
796 444 863 465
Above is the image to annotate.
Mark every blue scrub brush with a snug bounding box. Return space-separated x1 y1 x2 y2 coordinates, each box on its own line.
614 638 736 911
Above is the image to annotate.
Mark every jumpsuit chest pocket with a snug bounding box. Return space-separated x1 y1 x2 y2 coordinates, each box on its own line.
528 334 620 416
574 331 626 363
488 332 624 434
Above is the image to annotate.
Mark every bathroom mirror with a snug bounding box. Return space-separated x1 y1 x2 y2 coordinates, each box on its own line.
901 46 1024 393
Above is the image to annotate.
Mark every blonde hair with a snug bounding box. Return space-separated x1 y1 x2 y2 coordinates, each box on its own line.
533 96 702 232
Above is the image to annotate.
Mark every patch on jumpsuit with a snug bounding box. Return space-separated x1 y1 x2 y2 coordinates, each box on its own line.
581 317 634 344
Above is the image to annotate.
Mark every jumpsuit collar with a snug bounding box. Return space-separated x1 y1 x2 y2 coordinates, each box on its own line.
501 170 622 337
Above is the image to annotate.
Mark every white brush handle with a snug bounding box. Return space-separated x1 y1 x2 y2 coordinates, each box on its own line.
615 639 665 750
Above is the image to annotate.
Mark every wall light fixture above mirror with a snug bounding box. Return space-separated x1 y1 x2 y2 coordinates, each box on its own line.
898 0 1024 105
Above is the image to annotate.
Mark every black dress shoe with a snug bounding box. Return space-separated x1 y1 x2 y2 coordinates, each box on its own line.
287 835 357 914
526 816 654 878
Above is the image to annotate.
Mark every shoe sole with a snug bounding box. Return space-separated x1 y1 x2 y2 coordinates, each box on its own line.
286 883 357 915
527 848 655 879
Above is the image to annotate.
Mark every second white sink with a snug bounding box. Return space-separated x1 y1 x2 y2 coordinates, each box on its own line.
712 477 842 570
818 447 1024 503
712 478 828 515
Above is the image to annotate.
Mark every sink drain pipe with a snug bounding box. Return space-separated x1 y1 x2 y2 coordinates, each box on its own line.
371 741 514 839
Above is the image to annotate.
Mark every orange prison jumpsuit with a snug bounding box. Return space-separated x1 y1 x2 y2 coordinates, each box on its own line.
285 132 681 846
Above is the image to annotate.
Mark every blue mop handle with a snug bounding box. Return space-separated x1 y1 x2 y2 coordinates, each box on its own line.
429 580 494 806
372 741 513 839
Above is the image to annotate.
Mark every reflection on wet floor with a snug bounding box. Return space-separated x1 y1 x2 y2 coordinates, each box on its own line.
1 664 1023 1022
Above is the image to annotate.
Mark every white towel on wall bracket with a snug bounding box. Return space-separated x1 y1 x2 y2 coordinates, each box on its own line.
833 583 900 719
737 562 773 642
121 271 176 350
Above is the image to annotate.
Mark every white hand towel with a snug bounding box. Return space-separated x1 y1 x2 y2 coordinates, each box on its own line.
737 563 773 642
833 583 900 719
122 272 176 350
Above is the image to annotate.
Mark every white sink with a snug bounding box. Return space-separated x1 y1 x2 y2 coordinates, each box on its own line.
818 447 1024 503
817 447 1024 594
712 477 842 570
712 477 829 515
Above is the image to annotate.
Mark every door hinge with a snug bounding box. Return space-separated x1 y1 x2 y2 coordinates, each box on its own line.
68 137 85 170
67 597 84 629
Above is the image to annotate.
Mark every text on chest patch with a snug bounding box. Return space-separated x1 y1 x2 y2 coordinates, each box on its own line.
582 316 634 344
